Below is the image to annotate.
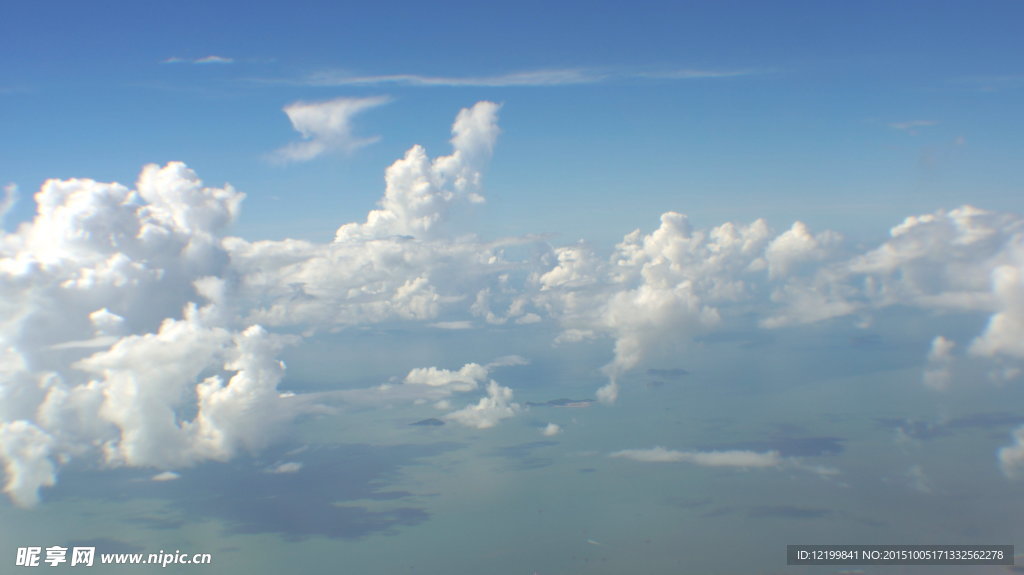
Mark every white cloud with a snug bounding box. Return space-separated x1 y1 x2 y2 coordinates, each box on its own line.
888 120 938 134
923 336 956 390
272 96 390 163
0 183 15 225
542 423 562 437
429 320 474 330
535 205 1024 401
0 421 56 507
486 355 529 368
308 68 601 88
162 55 234 65
404 363 489 393
444 381 520 429
595 382 619 405
3 98 1024 507
970 264 1024 359
610 447 782 468
334 100 500 240
151 471 180 482
765 206 1024 329
195 55 234 64
999 426 1024 478
301 67 759 88
764 221 841 279
536 213 776 400
907 464 934 493
266 461 302 474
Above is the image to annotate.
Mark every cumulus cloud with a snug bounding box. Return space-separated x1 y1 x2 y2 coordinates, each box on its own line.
404 363 489 393
272 96 390 163
764 221 841 279
999 427 1024 478
4 97 1024 506
334 100 500 240
0 421 56 507
0 160 307 505
764 206 1024 330
970 264 1024 359
610 447 782 468
536 213 779 400
444 381 520 429
533 204 1024 401
542 423 562 437
222 102 518 333
151 471 180 482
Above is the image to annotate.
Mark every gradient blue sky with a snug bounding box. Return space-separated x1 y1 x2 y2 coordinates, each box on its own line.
3 0 1022 245
4 3 1024 573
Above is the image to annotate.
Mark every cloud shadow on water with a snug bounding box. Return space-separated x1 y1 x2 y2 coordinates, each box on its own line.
487 440 559 471
875 412 1024 441
696 436 846 457
49 442 464 541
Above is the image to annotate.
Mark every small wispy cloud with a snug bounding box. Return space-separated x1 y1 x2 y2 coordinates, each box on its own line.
610 447 782 468
286 66 760 88
162 55 235 65
266 461 302 474
635 68 759 80
888 120 938 135
950 74 1023 93
271 95 391 163
1 183 16 224
306 68 602 87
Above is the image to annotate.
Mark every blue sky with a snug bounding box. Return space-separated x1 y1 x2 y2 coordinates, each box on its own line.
3 1 1022 244
2 2 1024 573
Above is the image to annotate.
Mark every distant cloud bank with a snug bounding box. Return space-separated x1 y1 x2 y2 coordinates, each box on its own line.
1 101 1022 508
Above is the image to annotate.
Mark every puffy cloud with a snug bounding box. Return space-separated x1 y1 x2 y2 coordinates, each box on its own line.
923 336 956 390
535 213 779 400
151 471 180 482
764 221 840 279
0 421 56 507
272 96 390 163
969 264 1024 359
999 427 1024 478
404 363 489 393
4 97 1024 507
0 159 296 505
764 206 1024 331
444 381 520 429
610 447 782 468
542 423 562 437
335 101 500 241
534 205 1023 401
222 102 515 333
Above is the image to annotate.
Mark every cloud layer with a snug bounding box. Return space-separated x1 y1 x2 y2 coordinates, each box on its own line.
2 100 1023 507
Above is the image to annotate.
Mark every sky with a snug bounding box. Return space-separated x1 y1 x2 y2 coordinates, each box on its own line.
2 1 1024 573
